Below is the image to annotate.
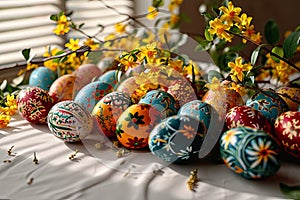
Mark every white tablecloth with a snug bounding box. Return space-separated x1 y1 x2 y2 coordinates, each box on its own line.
0 114 299 200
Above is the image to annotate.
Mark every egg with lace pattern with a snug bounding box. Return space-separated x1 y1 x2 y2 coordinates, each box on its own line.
47 100 94 142
17 86 55 124
274 111 300 159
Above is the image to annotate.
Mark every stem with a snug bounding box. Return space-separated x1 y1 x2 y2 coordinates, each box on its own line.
227 30 300 72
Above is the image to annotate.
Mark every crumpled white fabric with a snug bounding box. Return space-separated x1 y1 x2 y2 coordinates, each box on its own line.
0 114 298 200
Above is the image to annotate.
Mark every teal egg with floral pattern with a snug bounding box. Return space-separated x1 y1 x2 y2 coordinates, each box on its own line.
29 67 57 91
74 81 114 113
246 89 289 124
47 100 94 142
138 90 180 118
98 70 120 89
178 100 215 131
220 126 281 179
149 115 207 163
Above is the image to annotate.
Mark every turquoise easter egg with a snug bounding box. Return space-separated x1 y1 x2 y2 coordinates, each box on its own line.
178 100 215 131
149 115 207 163
220 126 281 179
74 81 114 113
138 90 180 118
29 67 57 91
47 100 94 142
98 70 120 89
246 89 289 124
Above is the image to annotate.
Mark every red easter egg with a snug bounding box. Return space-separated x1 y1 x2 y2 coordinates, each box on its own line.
17 87 55 124
225 105 274 134
274 111 300 159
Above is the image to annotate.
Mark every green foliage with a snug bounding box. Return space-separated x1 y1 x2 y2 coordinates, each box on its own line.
251 46 261 66
271 46 284 63
264 19 280 45
283 31 300 59
280 183 300 200
152 0 164 8
22 48 31 61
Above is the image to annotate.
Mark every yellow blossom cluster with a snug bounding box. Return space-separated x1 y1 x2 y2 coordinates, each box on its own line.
208 1 261 43
53 14 70 35
228 56 253 82
0 94 18 128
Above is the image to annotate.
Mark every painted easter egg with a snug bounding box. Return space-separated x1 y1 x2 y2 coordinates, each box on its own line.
29 67 57 91
74 81 114 113
246 89 289 124
274 111 300 159
167 79 197 106
49 74 78 102
276 87 300 111
47 100 94 142
116 77 140 103
138 90 180 118
98 70 120 89
149 115 207 163
74 64 102 96
225 105 273 135
116 103 163 149
220 126 281 179
202 88 244 119
17 87 55 124
92 91 132 138
178 100 215 132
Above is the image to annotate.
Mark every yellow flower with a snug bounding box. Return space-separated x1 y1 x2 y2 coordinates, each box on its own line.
83 38 99 50
240 13 252 27
219 1 242 26
205 77 224 91
57 15 69 26
0 114 11 128
208 18 233 42
136 42 157 63
53 24 70 35
168 0 183 12
170 14 180 26
114 23 127 34
228 56 253 82
5 94 17 113
146 6 158 20
26 63 39 71
65 38 80 51
228 82 246 97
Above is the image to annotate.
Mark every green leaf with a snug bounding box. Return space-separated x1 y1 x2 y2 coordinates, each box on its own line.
195 40 212 51
280 183 300 200
230 25 241 34
201 12 214 21
78 23 85 29
22 48 31 61
264 19 280 45
152 0 164 7
12 73 25 86
50 14 58 21
251 46 261 66
204 28 214 41
0 80 7 91
295 26 300 32
283 31 300 59
271 46 284 63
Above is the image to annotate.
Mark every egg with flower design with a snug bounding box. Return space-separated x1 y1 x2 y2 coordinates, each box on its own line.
92 91 132 138
246 89 289 124
74 81 114 113
225 105 273 135
17 87 55 124
98 70 120 89
49 74 78 102
138 90 179 118
274 111 300 159
116 103 163 149
47 100 94 142
220 126 281 179
149 115 207 163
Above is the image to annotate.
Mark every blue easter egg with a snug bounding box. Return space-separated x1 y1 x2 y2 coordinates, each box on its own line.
149 115 206 163
74 81 114 113
29 67 57 91
178 100 215 131
220 126 281 179
138 90 180 118
246 89 289 124
98 70 120 89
